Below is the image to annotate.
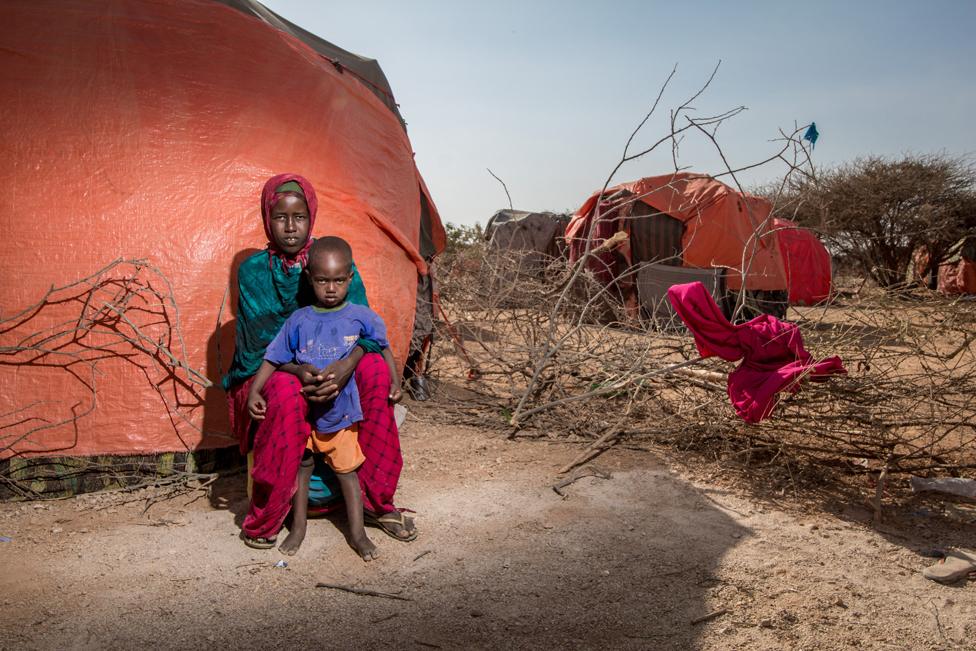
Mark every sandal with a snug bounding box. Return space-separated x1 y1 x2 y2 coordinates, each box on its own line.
243 535 277 550
364 510 418 542
922 549 976 584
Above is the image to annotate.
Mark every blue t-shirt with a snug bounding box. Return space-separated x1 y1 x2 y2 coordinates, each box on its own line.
264 303 389 433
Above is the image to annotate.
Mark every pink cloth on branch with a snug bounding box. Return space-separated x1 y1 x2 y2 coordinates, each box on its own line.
667 282 846 423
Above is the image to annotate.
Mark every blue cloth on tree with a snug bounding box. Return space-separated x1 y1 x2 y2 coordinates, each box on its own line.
803 122 819 149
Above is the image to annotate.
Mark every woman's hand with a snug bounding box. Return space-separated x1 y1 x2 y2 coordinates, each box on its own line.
381 348 402 404
247 391 267 420
303 352 361 403
388 380 403 404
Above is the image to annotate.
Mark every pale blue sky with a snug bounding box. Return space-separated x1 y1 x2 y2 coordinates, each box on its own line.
264 0 976 226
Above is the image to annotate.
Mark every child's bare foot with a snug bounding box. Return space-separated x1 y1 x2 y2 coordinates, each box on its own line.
279 523 306 556
335 469 377 561
351 533 379 562
280 453 313 556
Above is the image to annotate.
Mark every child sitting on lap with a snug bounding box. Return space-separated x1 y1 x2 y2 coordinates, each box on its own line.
247 236 401 561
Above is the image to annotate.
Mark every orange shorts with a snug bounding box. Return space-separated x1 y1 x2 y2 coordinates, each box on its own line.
306 423 365 474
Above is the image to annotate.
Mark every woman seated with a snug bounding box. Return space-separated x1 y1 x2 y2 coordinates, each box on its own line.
222 173 417 552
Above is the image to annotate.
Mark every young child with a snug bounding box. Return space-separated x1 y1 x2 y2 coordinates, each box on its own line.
247 236 401 561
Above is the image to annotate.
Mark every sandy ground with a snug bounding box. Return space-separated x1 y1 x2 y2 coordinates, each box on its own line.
1 403 975 650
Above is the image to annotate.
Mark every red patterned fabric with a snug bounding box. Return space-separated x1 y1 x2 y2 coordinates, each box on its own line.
229 371 310 539
227 354 402 538
354 353 402 515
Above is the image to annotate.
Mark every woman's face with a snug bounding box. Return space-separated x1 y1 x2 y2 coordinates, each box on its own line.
269 194 310 255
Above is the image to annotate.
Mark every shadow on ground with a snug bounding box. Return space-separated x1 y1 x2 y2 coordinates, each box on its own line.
0 427 747 650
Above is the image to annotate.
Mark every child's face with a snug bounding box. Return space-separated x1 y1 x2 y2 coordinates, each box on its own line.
306 253 353 308
269 194 310 255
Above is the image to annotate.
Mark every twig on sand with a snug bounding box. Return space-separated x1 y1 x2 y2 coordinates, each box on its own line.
558 426 625 475
370 613 399 624
552 464 612 497
413 550 432 562
315 582 413 601
690 608 730 626
134 518 185 527
929 600 949 647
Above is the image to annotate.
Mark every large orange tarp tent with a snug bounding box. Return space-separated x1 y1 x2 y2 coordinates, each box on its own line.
566 173 787 291
0 0 444 459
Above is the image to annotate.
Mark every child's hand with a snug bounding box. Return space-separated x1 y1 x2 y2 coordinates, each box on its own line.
388 380 402 404
295 363 323 386
247 392 267 420
307 357 356 403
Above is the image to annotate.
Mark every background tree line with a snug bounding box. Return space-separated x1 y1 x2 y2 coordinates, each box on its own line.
442 154 976 291
771 153 976 288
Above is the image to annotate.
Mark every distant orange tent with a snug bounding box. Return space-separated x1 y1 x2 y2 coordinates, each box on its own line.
567 174 787 291
772 218 832 306
566 173 835 316
0 0 443 467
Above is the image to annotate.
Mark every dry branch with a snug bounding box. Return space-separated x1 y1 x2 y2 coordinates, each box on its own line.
552 464 612 497
425 65 975 505
487 168 514 211
315 583 413 601
1 258 213 498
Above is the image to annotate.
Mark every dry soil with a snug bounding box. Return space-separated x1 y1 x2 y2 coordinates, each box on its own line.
1 402 974 650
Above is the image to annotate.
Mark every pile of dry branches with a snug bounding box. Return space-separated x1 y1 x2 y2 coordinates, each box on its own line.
431 247 976 498
0 258 213 499
772 288 976 476
427 64 975 506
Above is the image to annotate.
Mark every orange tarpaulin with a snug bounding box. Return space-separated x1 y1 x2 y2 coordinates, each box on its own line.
939 260 976 294
937 236 976 295
772 218 832 305
0 0 442 458
566 173 788 292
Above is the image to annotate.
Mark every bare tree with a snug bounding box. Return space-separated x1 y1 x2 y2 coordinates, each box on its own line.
785 154 976 288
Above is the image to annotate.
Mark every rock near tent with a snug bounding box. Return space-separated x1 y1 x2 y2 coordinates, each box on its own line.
0 0 445 495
